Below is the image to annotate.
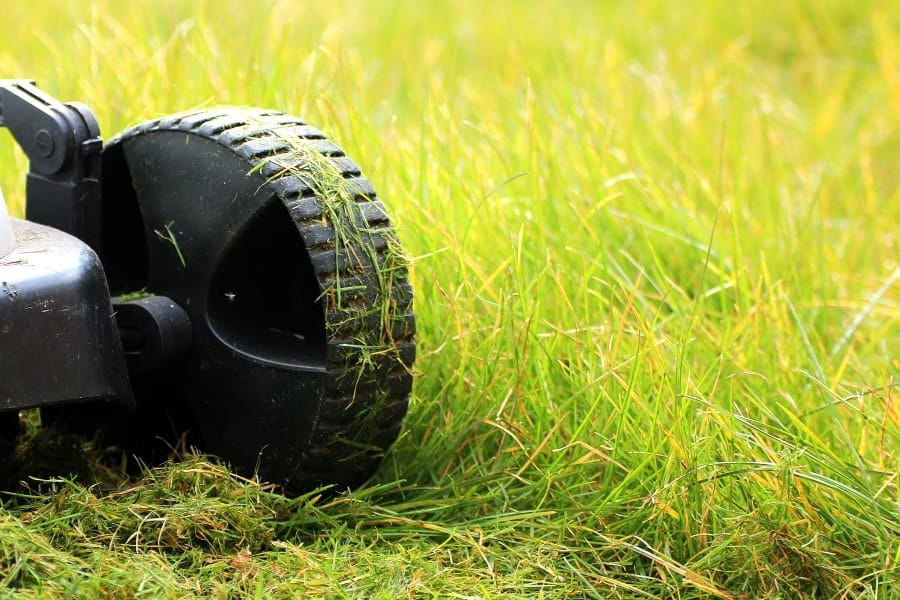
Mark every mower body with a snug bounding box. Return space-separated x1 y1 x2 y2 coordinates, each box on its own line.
0 196 131 413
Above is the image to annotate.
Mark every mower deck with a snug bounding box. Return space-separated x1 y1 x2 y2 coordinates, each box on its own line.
0 218 131 412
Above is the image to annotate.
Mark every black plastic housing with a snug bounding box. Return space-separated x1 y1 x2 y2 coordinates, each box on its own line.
0 219 132 413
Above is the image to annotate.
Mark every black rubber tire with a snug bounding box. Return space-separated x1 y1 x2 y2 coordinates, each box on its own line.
97 108 415 494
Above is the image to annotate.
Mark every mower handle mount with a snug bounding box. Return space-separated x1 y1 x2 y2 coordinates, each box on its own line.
0 79 103 250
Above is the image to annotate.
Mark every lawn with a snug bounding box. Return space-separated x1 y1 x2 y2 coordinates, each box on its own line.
1 0 898 598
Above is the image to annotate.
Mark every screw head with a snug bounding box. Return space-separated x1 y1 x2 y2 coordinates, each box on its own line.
34 129 54 158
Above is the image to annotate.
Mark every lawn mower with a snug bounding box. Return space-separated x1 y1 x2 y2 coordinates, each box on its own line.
0 80 415 495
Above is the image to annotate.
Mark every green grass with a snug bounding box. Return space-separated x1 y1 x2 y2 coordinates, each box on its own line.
1 0 898 597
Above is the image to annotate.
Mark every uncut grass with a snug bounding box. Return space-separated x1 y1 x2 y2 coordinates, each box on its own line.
1 0 898 598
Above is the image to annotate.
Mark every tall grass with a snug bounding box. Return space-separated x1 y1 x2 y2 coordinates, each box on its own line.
1 0 897 597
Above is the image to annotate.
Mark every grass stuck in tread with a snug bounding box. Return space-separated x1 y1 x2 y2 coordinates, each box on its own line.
226 109 416 399
249 122 411 342
0 0 898 598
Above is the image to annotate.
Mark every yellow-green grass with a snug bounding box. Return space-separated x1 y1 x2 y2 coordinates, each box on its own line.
1 0 897 597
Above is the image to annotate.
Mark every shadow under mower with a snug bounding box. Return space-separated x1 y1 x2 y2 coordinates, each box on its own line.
0 80 415 495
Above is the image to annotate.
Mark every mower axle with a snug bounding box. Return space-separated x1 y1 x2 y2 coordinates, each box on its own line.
113 296 192 374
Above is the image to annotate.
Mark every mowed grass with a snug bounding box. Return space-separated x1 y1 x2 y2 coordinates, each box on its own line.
1 0 898 597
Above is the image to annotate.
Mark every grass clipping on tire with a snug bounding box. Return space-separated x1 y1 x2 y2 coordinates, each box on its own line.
248 121 413 383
